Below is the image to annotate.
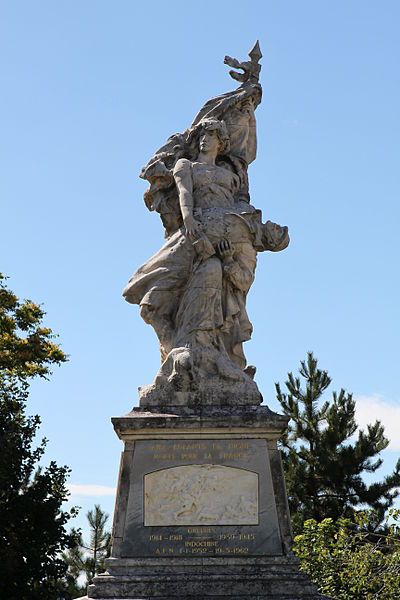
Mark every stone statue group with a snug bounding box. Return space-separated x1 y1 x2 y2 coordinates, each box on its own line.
123 42 289 407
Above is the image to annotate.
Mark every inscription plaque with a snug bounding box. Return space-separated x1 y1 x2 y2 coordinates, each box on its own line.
121 438 282 557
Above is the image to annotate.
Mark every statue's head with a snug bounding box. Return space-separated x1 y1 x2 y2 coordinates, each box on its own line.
188 118 230 157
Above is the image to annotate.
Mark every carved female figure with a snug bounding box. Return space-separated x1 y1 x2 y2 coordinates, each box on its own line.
171 118 256 372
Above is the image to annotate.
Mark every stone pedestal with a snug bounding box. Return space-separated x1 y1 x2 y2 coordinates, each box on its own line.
83 406 328 599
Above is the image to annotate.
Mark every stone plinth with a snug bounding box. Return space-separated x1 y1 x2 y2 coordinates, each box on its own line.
84 406 329 599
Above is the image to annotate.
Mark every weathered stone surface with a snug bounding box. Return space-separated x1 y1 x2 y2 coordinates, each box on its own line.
120 436 281 558
122 42 289 409
144 464 259 526
85 556 330 599
113 405 289 437
109 406 293 568
83 405 331 599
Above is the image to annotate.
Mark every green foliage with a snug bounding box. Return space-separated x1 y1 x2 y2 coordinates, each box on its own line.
293 510 400 599
59 530 87 598
0 274 77 599
63 505 111 596
276 352 400 533
0 273 67 380
85 504 112 581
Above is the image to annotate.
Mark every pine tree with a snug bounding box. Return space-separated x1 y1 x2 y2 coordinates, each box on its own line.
276 352 400 533
84 505 111 582
63 504 111 594
60 533 86 598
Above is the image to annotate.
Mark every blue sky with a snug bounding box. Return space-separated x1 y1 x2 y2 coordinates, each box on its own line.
1 1 400 536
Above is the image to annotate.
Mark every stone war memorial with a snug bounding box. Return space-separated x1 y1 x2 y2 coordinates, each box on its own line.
83 43 329 600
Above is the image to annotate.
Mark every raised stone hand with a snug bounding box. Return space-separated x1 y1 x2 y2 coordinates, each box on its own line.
224 41 262 84
224 55 241 69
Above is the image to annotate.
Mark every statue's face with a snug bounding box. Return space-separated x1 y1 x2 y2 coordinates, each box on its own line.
199 129 220 155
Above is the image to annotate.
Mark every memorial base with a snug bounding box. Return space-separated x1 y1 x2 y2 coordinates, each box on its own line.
84 406 329 599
